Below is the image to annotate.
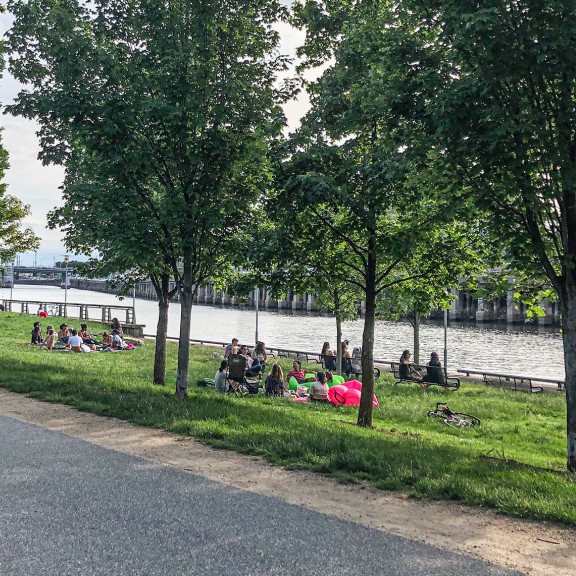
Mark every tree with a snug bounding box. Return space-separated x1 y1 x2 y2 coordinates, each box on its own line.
281 1 489 427
377 283 453 366
0 134 39 262
6 0 288 397
237 198 362 375
403 0 576 471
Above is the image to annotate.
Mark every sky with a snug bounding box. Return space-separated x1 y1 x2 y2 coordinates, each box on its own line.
0 11 310 266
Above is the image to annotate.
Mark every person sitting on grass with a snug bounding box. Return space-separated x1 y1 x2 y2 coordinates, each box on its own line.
31 321 43 345
264 363 286 397
110 317 123 335
68 329 83 353
286 361 312 384
111 329 125 351
238 344 263 377
43 326 56 350
214 360 228 393
101 332 112 349
58 323 70 344
79 323 98 346
224 338 239 358
252 341 268 365
309 371 330 402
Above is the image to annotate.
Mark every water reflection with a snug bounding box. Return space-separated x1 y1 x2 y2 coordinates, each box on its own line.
1 284 564 380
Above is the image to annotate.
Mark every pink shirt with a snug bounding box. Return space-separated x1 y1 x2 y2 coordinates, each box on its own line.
287 369 306 381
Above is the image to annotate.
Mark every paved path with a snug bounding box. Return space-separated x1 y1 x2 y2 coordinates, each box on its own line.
0 414 521 576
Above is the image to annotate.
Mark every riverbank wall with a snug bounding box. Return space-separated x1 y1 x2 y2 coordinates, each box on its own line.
69 279 560 326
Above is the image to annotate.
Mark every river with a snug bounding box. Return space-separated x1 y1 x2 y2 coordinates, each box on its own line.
2 284 565 380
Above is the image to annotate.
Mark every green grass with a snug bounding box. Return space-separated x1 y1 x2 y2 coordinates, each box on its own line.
1 312 574 524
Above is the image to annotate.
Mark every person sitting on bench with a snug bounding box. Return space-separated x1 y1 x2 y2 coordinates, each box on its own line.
399 350 422 382
422 352 446 388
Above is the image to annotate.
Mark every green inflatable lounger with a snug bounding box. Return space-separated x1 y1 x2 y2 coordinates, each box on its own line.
288 373 344 391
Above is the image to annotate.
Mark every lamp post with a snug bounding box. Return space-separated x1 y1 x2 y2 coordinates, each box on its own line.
255 286 259 344
443 308 448 380
63 255 69 317
132 285 137 324
9 259 15 303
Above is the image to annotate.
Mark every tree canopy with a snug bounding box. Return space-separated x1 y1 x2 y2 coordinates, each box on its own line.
394 0 576 471
6 0 289 394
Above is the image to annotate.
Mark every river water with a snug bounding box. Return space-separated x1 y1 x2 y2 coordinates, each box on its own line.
2 284 565 380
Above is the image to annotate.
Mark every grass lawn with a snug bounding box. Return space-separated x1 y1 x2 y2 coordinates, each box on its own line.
1 312 574 525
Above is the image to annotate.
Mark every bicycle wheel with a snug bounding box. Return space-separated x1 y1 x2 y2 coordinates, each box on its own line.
445 413 480 427
373 367 381 380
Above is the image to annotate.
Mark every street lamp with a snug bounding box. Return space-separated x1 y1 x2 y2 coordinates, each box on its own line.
255 286 259 344
9 259 15 303
63 255 69 317
132 284 137 324
443 308 448 380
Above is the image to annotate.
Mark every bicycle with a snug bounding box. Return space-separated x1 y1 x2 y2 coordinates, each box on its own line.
427 402 480 428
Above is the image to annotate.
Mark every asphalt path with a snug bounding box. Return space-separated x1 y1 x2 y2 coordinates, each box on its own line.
0 415 522 576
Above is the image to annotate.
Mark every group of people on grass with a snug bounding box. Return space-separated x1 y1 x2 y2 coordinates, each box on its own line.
216 338 332 401
215 356 331 401
216 335 446 398
30 317 129 352
321 340 364 377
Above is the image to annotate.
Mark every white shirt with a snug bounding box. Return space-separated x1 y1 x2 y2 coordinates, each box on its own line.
69 335 83 347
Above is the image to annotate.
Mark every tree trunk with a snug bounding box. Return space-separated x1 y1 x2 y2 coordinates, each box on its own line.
413 309 421 364
150 272 175 387
175 266 194 399
561 291 576 472
357 246 376 427
154 299 169 386
335 312 343 375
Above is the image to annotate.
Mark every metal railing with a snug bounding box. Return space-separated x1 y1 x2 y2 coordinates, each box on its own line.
2 299 136 325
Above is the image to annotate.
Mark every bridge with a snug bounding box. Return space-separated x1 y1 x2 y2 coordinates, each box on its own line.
1 265 73 288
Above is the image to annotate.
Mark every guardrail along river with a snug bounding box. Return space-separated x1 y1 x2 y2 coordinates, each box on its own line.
2 284 565 380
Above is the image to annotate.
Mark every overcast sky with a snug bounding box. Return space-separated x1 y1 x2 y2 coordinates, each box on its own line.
0 11 309 266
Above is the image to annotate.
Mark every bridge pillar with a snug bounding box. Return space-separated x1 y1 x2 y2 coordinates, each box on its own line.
538 299 555 325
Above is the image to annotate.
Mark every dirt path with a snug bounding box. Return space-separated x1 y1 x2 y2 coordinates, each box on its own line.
0 388 574 575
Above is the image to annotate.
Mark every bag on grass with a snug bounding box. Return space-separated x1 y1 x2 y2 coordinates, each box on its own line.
196 378 215 388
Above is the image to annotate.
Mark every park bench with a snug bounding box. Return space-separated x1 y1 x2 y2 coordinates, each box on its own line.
457 368 555 393
296 351 323 365
390 362 461 390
